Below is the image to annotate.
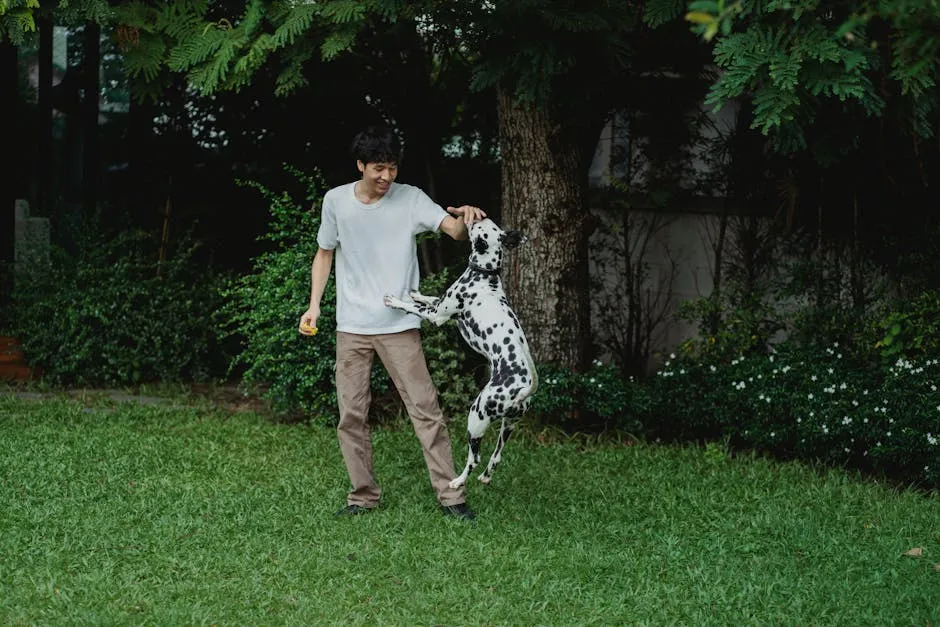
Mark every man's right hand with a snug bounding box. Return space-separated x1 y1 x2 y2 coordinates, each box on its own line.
299 307 319 335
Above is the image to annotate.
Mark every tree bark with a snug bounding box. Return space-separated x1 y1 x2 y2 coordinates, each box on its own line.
497 86 591 370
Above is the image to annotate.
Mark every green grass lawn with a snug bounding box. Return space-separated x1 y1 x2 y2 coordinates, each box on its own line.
1 393 938 625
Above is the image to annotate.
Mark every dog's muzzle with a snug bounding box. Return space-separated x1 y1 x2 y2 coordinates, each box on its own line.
501 230 528 249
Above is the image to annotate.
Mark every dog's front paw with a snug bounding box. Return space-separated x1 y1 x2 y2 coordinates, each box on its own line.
383 295 398 308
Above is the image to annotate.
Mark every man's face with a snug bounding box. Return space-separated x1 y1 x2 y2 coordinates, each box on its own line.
357 160 398 196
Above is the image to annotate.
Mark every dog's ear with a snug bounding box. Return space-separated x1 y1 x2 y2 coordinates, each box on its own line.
500 230 527 249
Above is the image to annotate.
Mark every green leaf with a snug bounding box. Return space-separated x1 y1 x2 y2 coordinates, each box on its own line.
686 11 715 25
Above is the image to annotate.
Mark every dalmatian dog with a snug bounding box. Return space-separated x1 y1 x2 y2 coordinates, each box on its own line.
384 218 538 488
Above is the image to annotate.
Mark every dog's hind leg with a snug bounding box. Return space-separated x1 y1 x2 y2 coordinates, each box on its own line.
477 416 515 484
478 388 534 484
449 397 490 489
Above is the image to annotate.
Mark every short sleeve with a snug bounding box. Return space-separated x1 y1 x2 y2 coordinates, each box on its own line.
316 192 338 249
411 188 448 234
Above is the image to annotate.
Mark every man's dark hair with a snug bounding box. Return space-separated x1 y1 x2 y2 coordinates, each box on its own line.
350 126 401 165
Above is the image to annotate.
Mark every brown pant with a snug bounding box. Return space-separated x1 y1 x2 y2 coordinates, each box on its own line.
335 329 465 508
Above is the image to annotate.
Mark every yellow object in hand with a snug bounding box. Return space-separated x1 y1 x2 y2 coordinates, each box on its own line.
300 323 318 335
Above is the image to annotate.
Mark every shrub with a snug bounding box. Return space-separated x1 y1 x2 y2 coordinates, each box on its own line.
875 289 940 362
10 227 226 385
220 168 356 422
676 296 783 361
531 360 648 433
647 343 939 487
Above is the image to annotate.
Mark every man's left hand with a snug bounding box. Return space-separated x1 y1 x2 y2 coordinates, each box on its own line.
447 205 487 225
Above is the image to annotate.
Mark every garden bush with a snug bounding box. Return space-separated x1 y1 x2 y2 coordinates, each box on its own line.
875 288 940 362
10 225 226 385
646 343 939 487
529 360 649 433
220 168 352 422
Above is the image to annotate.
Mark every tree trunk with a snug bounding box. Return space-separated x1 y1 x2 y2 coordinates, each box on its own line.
497 86 591 370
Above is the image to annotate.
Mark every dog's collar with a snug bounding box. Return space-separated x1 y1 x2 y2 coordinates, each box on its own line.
469 263 501 276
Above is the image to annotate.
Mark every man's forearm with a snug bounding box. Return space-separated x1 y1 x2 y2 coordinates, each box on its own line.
309 250 333 307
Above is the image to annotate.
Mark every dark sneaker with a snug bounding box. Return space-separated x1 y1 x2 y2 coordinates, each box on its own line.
334 504 376 517
440 503 475 521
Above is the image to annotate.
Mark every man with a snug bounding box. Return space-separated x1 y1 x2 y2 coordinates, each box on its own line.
299 126 485 520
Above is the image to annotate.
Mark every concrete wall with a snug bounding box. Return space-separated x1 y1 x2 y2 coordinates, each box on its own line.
588 205 725 368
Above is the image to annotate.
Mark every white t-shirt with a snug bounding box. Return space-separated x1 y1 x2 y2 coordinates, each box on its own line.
317 181 448 334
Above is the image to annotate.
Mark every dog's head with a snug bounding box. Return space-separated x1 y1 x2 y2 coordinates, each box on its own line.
468 218 528 272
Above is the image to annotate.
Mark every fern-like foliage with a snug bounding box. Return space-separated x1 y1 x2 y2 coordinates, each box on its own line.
644 0 688 28
689 0 940 152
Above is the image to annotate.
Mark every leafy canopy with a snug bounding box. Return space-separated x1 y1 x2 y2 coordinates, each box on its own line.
667 0 940 153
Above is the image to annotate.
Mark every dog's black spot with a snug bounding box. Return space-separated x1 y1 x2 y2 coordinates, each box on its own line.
473 237 489 255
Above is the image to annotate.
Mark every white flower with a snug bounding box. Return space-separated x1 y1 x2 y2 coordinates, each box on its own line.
811 375 818 382
808 393 814 400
